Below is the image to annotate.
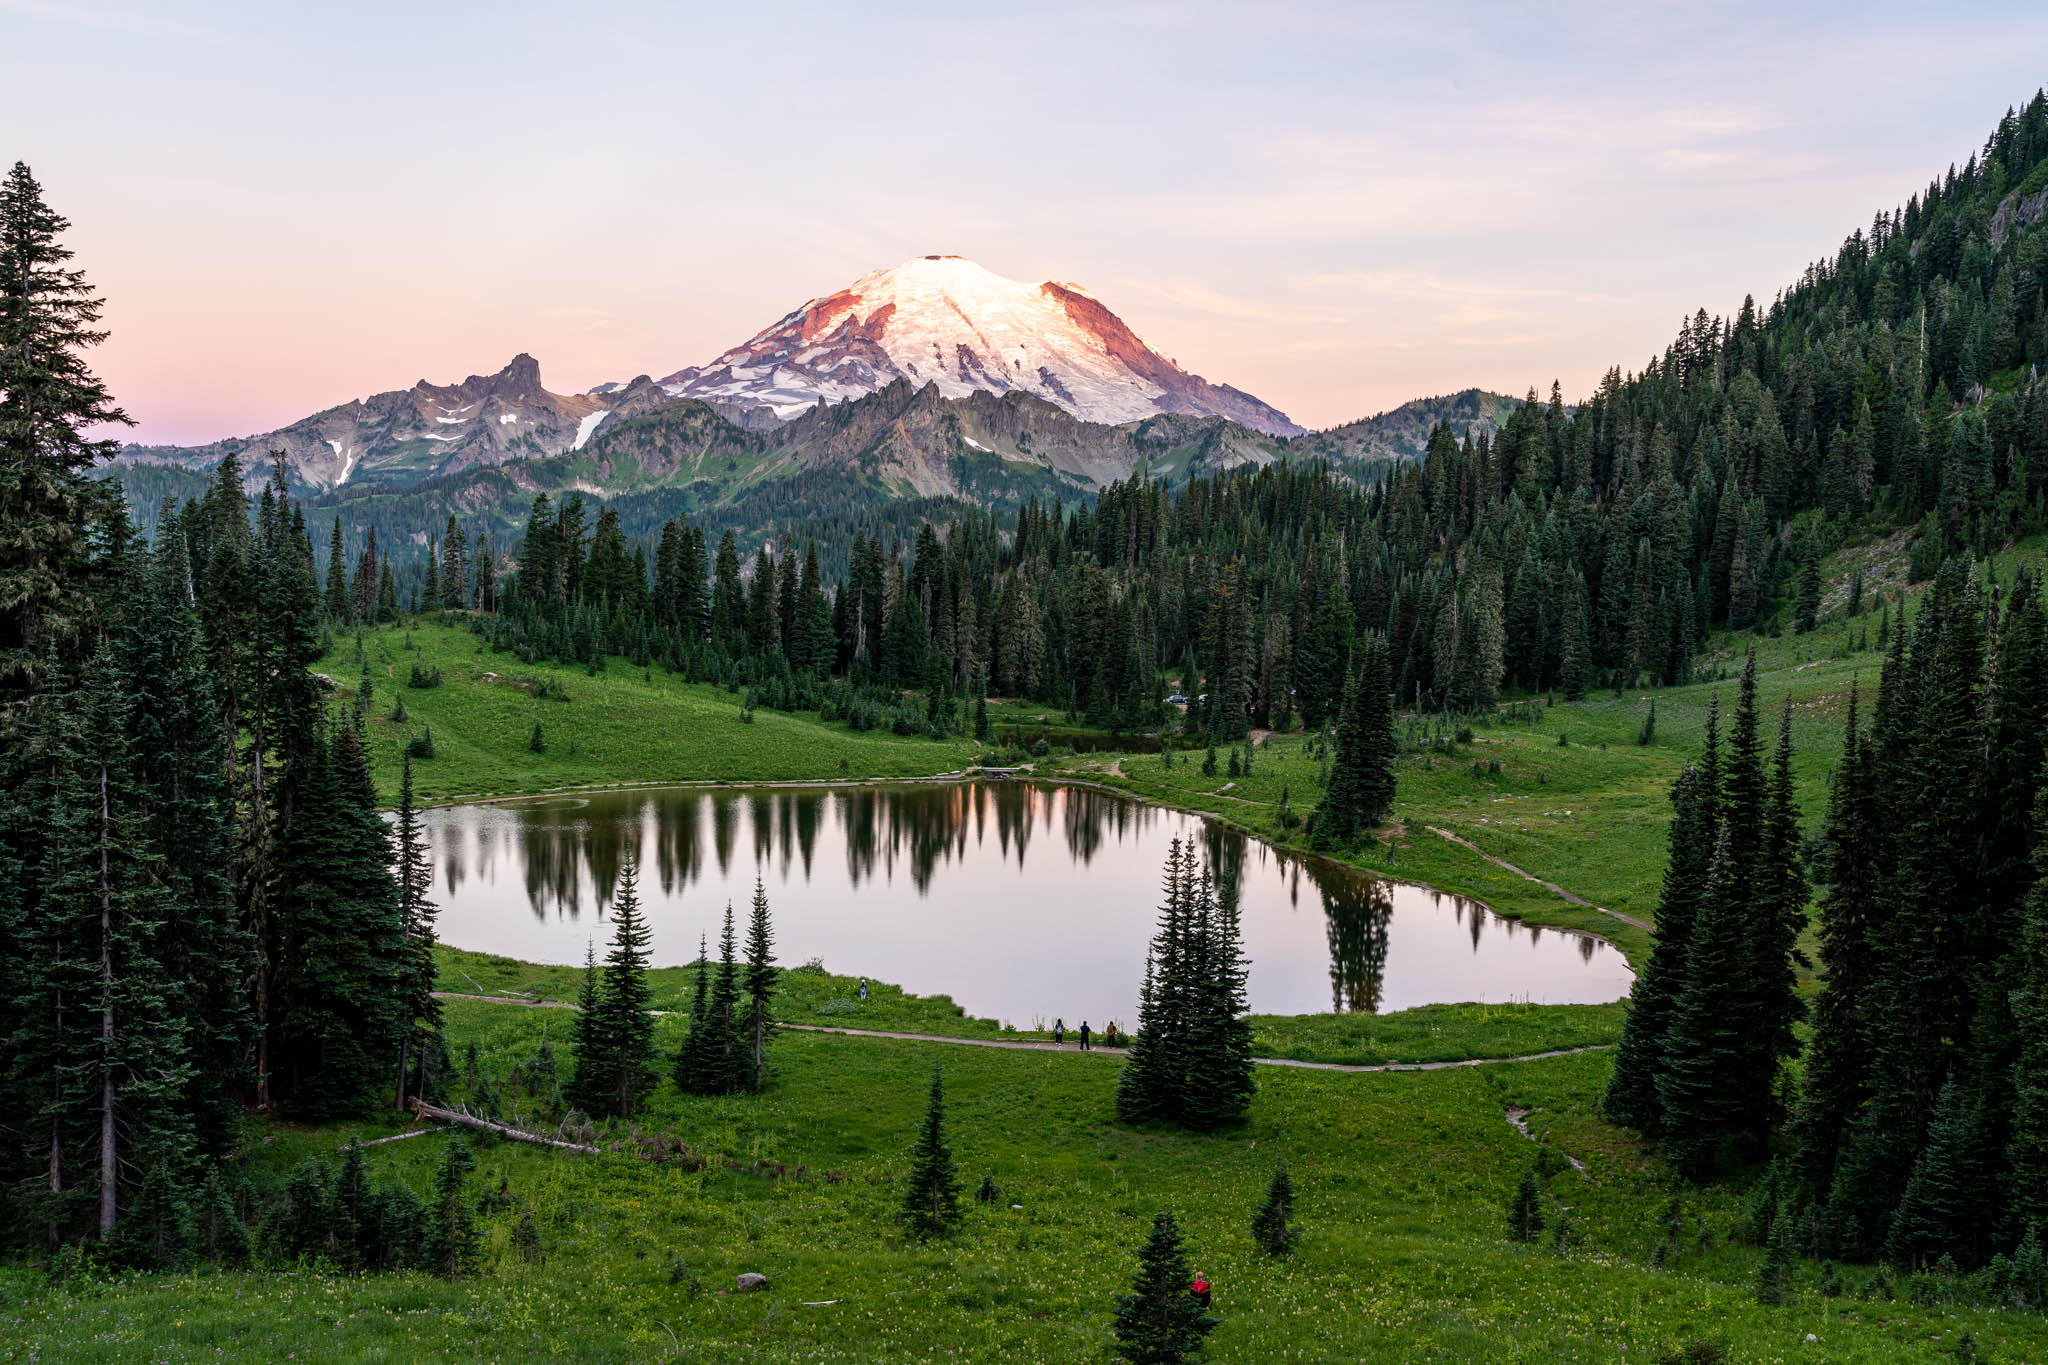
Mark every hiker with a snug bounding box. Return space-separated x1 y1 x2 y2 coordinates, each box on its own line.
858 978 868 1003
1053 1019 1064 1046
1104 1022 1119 1048
1190 1274 1211 1309
1078 1021 1092 1051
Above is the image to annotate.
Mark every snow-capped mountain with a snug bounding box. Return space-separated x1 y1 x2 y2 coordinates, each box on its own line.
610 256 1303 437
119 355 672 491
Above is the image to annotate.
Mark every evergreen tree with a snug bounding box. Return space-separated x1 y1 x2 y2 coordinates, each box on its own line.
1655 828 1753 1180
673 933 716 1094
0 161 130 704
741 878 778 1092
392 756 441 1111
269 723 407 1118
1314 634 1395 846
1793 686 1883 1219
1794 543 1822 633
1506 1169 1545 1242
591 859 657 1118
422 1136 481 1278
1250 1163 1299 1256
324 518 352 624
2010 789 2048 1234
900 1063 962 1241
1112 1210 1216 1365
565 942 610 1117
1603 694 1721 1134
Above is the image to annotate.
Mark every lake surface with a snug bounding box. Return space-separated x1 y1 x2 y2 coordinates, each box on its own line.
420 782 1631 1028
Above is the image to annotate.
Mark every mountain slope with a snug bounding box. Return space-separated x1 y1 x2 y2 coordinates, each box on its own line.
1288 389 1521 467
118 356 672 491
619 255 1304 436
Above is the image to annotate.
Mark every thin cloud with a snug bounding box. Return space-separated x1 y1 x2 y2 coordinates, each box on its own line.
0 0 254 46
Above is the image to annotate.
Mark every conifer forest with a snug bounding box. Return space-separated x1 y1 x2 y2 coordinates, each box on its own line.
12 65 2048 1365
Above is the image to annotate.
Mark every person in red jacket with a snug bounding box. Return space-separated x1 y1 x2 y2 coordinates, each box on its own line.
1190 1274 1211 1309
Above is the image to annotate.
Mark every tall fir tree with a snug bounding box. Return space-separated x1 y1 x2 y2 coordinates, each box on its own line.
741 878 778 1093
391 756 442 1112
901 1063 962 1241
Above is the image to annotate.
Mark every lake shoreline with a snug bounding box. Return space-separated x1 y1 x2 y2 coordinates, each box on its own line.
413 766 1632 967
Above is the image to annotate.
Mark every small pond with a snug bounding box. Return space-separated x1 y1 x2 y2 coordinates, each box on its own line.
419 782 1631 1030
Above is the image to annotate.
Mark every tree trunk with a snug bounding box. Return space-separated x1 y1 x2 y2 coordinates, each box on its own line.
406 1098 598 1154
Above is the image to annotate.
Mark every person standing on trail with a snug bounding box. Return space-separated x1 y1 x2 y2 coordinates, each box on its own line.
1104 1022 1118 1048
858 978 868 1004
1053 1019 1064 1046
1079 1021 1092 1051
1190 1274 1211 1309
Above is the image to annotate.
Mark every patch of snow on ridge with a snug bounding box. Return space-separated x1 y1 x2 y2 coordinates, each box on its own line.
499 412 519 425
571 409 609 451
325 439 359 486
963 436 990 451
436 416 469 424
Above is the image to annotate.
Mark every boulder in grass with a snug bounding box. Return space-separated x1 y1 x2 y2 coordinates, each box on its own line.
734 1272 770 1292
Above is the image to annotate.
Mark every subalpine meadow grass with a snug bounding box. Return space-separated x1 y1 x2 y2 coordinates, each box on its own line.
28 540 2028 1360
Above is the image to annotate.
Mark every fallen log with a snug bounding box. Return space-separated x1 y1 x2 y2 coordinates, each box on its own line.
407 1098 600 1154
355 1125 447 1148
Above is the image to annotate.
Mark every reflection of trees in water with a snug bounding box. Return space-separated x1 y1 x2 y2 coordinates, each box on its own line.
712 795 737 877
650 793 704 897
520 817 591 922
1305 857 1392 1014
842 789 879 888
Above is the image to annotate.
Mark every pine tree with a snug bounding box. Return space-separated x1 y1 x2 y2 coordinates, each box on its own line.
1793 686 1883 1219
565 942 611 1117
1112 1210 1216 1365
2010 789 2048 1234
592 859 657 1118
269 724 408 1118
1604 700 1720 1133
1314 633 1395 846
1655 828 1753 1181
1755 1204 1792 1304
422 1136 481 1278
673 933 716 1094
324 518 352 624
0 161 131 704
1250 1163 1299 1256
900 1063 962 1241
392 756 441 1111
1737 701 1807 1144
1506 1169 1545 1242
741 878 778 1092
708 902 743 1091
1794 543 1821 633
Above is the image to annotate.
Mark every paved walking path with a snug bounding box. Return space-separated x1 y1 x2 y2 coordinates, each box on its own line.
1424 826 1652 932
432 993 1611 1074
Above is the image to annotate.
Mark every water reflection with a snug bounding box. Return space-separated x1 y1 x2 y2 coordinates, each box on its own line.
418 782 1632 1025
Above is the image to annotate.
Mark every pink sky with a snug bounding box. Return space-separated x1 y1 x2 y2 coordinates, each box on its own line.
7 1 2045 445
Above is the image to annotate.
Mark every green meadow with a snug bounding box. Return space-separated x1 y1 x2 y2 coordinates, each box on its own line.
27 541 2031 1360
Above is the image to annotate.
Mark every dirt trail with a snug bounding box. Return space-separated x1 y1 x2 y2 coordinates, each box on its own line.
1423 826 1651 932
432 994 1609 1074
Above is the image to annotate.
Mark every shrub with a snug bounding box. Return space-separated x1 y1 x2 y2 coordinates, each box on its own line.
408 663 444 689
406 726 436 760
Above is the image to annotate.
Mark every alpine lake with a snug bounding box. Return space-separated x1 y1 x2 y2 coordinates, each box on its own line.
421 780 1632 1032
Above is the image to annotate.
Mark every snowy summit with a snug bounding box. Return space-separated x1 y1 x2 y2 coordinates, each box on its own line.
625 256 1302 436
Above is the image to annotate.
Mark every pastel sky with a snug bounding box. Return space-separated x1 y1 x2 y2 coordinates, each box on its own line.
6 0 2047 445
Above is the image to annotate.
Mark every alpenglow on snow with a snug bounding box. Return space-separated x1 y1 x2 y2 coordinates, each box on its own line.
605 255 1302 436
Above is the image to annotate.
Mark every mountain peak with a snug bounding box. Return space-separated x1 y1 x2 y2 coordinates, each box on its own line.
638 257 1301 435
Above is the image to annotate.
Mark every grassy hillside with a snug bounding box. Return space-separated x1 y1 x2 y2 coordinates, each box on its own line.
316 623 980 806
6 1000 2036 1362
